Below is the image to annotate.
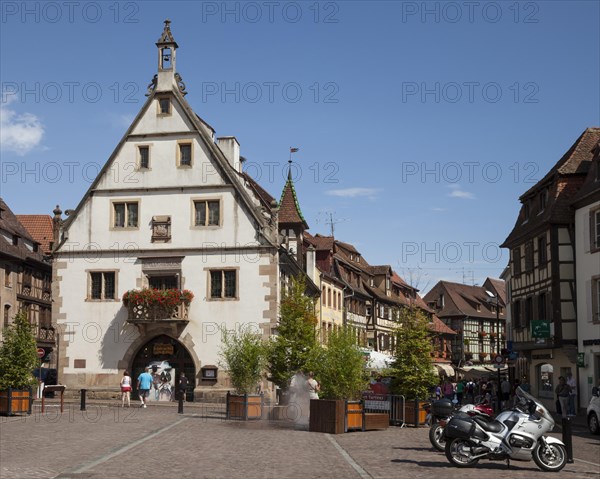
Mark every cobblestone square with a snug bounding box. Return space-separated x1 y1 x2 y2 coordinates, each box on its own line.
1 402 598 479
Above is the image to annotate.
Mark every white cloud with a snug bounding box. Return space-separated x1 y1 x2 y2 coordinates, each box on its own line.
0 98 45 155
447 184 475 199
326 187 381 198
431 207 447 212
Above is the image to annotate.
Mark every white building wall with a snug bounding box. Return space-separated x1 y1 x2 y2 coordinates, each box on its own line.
575 201 600 407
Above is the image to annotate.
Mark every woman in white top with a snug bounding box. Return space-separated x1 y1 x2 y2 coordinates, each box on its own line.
307 372 320 400
120 371 132 407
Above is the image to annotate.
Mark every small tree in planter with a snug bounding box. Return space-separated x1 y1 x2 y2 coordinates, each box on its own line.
307 326 369 433
0 311 38 415
267 276 318 400
219 325 267 420
389 308 438 426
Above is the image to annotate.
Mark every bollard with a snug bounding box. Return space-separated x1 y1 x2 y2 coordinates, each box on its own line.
178 391 184 414
561 417 574 463
80 388 87 411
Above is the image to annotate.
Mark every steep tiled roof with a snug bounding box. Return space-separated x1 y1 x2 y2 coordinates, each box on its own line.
369 265 391 275
429 315 457 335
503 128 600 247
423 279 506 320
571 142 600 207
391 271 410 288
0 198 46 263
278 170 308 228
16 215 54 254
335 240 359 254
309 233 335 251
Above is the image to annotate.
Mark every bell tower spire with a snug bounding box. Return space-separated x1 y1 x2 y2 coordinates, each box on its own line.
155 19 179 92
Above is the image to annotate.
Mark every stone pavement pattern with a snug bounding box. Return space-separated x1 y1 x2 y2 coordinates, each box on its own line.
0 403 598 479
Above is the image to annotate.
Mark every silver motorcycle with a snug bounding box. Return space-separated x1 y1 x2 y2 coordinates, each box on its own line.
443 387 567 472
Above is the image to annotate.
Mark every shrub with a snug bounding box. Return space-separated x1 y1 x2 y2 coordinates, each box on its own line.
219 326 267 395
0 311 39 390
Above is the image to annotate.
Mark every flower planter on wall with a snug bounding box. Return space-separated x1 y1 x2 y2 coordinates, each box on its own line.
0 388 33 416
226 392 263 420
309 399 364 434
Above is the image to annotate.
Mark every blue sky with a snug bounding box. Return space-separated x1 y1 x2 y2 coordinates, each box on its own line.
1 1 599 292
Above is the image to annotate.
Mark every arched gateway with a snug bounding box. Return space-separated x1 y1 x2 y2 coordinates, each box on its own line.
131 335 195 401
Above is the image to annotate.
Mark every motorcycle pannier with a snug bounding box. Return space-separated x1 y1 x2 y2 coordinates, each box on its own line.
431 399 453 417
444 416 475 439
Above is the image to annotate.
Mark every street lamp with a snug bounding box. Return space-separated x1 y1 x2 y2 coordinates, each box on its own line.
486 290 503 412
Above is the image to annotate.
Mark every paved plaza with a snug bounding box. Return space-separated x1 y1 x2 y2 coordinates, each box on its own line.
0 401 598 479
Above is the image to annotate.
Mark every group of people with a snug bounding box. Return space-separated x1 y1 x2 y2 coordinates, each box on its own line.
433 376 530 410
119 368 189 408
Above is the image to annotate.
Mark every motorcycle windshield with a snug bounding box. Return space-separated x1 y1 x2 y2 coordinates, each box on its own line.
515 386 551 419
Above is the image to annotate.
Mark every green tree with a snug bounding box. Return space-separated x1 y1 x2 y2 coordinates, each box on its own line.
308 326 368 400
267 276 318 389
218 325 267 395
390 307 437 399
0 311 39 390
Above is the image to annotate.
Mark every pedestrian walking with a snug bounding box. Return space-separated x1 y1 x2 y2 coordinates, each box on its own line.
566 372 577 416
501 376 511 410
555 376 571 418
442 379 454 400
455 379 465 405
137 367 153 408
178 372 189 402
465 378 476 404
307 372 320 400
120 371 132 408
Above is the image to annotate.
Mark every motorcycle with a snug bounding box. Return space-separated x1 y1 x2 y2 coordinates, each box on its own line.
443 387 567 472
428 399 494 451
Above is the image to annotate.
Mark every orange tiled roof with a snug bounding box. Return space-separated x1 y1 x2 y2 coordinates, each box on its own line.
16 214 54 254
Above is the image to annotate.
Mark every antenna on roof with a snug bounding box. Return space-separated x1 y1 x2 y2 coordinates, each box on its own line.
316 210 347 237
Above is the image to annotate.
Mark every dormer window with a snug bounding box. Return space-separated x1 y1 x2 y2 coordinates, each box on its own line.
523 202 530 223
476 304 481 312
386 277 390 290
12 235 18 246
539 189 548 213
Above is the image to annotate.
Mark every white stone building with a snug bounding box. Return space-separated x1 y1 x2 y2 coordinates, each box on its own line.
53 21 282 400
572 142 600 408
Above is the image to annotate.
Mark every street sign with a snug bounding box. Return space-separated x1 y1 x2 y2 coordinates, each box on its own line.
531 320 551 339
37 348 45 358
494 354 504 364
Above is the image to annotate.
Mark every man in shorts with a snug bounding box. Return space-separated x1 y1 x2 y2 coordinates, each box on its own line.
137 367 153 408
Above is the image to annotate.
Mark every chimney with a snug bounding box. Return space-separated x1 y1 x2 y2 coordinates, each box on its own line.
217 137 241 172
306 245 316 282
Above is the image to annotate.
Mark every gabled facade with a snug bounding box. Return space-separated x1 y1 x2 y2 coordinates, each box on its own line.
571 141 600 408
304 236 344 343
53 22 282 399
502 128 600 408
0 199 54 360
424 279 506 367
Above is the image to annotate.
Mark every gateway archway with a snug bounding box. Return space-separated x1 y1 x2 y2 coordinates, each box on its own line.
131 335 195 402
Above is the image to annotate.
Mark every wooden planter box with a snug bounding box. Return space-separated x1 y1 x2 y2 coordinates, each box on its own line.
393 399 428 427
226 392 263 420
309 399 363 434
0 388 33 416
